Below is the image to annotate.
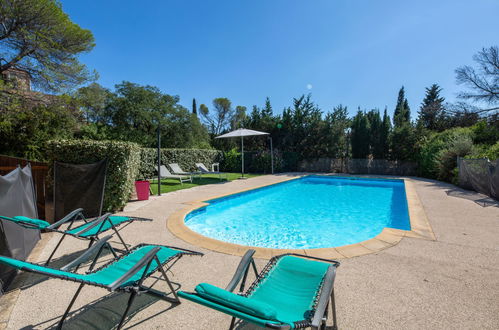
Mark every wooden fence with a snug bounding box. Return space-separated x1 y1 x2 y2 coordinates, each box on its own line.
0 155 50 220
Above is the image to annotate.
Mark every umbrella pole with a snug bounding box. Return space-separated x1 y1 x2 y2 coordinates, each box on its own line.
241 136 244 178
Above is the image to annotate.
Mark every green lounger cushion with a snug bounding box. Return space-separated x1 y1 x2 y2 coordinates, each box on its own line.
195 283 277 321
66 216 132 237
0 215 50 229
179 255 331 328
248 255 330 324
0 245 183 288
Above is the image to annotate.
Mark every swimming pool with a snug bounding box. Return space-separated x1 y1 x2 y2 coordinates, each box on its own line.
185 176 410 249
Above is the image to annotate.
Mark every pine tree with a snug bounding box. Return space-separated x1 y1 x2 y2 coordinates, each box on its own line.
192 98 197 115
262 97 273 117
393 86 411 127
417 84 445 130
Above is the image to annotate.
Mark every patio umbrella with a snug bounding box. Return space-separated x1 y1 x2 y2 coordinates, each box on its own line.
215 128 270 178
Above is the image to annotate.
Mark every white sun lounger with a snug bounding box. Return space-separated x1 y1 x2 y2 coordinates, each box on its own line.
159 165 192 184
168 163 201 179
195 163 228 180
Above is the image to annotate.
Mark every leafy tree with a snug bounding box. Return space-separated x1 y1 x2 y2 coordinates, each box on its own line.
231 105 247 129
456 46 499 115
103 81 209 148
0 0 96 92
417 84 445 130
320 105 350 158
0 83 79 159
279 94 323 159
199 97 234 135
393 86 411 127
350 110 370 158
74 83 112 122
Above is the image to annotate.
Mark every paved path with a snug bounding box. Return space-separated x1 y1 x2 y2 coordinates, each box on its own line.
4 174 499 329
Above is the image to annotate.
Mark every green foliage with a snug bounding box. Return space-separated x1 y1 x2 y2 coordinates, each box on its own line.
199 97 235 135
75 81 210 148
417 127 475 179
471 119 499 145
0 86 80 160
0 0 96 92
417 84 446 131
221 148 241 172
138 148 222 180
393 86 411 127
350 110 370 158
248 150 284 174
319 105 350 158
45 139 141 212
390 123 418 161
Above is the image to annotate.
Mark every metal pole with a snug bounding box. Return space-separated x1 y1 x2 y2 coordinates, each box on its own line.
269 137 274 174
157 126 161 196
241 136 244 178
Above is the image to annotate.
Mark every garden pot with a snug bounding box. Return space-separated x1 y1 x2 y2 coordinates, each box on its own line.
135 180 150 200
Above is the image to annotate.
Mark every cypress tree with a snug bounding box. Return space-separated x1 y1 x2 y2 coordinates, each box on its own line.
394 86 411 127
380 108 392 159
417 84 445 130
351 110 371 158
367 109 383 158
192 98 197 115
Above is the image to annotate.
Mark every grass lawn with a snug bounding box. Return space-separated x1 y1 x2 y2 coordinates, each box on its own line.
148 173 261 194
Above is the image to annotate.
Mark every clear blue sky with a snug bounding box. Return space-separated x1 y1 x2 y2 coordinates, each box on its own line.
61 0 499 118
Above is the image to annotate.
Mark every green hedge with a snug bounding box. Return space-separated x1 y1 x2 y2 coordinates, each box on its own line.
138 148 223 179
45 140 141 212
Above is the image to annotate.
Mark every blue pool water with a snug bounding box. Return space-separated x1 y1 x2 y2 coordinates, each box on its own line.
185 176 410 249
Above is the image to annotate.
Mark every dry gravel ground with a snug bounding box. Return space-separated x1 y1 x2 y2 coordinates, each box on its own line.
2 174 499 330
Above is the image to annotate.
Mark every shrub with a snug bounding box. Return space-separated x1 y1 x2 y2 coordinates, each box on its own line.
437 134 474 182
45 139 141 212
139 148 223 179
220 148 241 172
248 150 284 173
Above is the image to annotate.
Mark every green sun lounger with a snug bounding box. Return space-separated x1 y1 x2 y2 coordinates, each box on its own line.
0 235 203 330
0 208 151 265
178 250 340 330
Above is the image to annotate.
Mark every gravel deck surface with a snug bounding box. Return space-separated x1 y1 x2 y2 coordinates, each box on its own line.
3 174 499 329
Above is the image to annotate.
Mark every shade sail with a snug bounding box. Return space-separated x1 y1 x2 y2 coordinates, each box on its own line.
215 128 269 139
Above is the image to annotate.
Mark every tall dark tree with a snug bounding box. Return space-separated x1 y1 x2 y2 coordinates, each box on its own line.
350 110 370 158
394 86 411 127
417 84 445 130
192 98 197 115
380 108 392 158
0 0 96 92
367 109 383 158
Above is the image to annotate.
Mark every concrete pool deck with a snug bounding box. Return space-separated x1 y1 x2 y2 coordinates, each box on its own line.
2 173 499 329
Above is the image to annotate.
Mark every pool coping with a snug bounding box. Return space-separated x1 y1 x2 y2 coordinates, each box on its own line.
166 174 436 259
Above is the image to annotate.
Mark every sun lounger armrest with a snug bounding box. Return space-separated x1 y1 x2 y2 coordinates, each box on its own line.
47 208 85 229
311 265 338 329
73 213 112 236
108 246 162 291
225 249 256 292
60 235 113 271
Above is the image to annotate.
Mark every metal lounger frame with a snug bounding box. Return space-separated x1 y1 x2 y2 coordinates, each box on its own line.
187 250 340 330
13 235 203 330
41 208 152 266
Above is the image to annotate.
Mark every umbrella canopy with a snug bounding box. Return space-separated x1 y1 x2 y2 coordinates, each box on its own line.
215 128 269 139
215 128 270 178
